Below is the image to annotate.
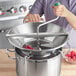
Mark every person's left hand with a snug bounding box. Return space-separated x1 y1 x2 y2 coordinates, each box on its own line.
52 5 70 18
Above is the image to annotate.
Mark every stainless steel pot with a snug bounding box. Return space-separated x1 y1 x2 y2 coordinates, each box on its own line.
5 17 68 76
5 47 64 76
15 49 62 76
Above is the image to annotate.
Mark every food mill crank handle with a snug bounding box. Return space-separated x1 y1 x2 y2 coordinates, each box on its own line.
37 3 61 41
37 2 61 33
37 16 59 33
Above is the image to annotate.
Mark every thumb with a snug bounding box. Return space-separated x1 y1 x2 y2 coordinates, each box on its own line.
40 17 44 21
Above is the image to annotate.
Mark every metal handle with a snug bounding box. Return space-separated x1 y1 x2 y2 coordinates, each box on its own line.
54 2 61 6
5 49 16 60
37 2 61 34
36 2 61 48
60 38 71 59
6 34 32 38
37 16 59 42
5 49 33 60
66 38 71 52
37 16 59 33
6 33 68 38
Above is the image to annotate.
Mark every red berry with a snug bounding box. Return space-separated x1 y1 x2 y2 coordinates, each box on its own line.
65 51 76 63
70 51 74 53
65 53 71 57
65 54 69 57
70 51 75 56
72 56 76 60
23 45 34 50
73 51 76 56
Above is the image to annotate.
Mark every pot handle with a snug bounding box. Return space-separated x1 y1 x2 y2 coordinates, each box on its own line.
5 49 32 60
5 49 17 60
60 38 71 58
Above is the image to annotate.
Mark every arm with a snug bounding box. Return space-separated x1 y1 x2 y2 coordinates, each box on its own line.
53 4 76 29
66 11 76 29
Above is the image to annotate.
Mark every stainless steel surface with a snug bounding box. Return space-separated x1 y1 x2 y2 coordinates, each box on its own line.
16 52 62 76
36 17 59 46
6 33 68 38
0 0 36 48
0 31 13 48
0 0 34 18
7 22 68 51
0 0 35 29
0 18 23 49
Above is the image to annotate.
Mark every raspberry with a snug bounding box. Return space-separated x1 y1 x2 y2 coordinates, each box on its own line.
65 51 76 63
23 45 34 50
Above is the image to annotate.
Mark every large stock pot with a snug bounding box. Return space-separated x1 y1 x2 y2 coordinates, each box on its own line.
6 21 68 76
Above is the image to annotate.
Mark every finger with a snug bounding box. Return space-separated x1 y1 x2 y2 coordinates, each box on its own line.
55 12 63 17
23 19 30 23
55 9 63 12
23 17 29 23
53 7 63 15
29 14 34 22
23 14 31 23
53 5 64 11
24 21 30 23
40 18 44 21
37 15 41 22
34 14 39 22
31 14 39 22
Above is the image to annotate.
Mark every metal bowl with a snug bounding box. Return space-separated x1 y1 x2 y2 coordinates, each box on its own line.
6 22 68 52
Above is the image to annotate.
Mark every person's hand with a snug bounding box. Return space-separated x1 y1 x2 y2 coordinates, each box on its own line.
23 14 43 23
52 5 70 17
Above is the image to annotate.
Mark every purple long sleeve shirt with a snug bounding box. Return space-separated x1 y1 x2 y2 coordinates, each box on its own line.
29 0 76 28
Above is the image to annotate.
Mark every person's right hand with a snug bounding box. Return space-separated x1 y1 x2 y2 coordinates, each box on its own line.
23 14 43 23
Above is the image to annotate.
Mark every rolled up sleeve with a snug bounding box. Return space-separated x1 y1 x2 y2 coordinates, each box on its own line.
29 0 44 16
